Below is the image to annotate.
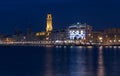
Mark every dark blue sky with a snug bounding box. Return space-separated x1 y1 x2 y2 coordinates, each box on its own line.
0 0 120 34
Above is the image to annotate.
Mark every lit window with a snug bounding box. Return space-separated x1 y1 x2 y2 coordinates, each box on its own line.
76 30 79 34
81 30 83 34
109 40 112 43
36 33 39 36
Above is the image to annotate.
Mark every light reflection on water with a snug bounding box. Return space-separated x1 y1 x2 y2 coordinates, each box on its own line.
45 47 68 76
68 46 97 76
45 48 53 76
97 46 105 76
0 46 119 76
113 46 117 48
44 46 120 76
49 46 118 76
118 46 120 48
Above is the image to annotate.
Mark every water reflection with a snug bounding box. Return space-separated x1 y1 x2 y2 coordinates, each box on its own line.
113 46 117 49
45 48 53 76
53 47 68 76
43 46 120 76
97 46 105 76
87 46 93 49
68 46 106 76
44 47 70 76
118 46 120 48
0 46 120 76
69 47 87 76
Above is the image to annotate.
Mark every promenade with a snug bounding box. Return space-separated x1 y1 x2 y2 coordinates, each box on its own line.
0 40 119 46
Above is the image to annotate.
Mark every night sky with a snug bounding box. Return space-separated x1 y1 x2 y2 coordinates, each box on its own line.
0 0 120 34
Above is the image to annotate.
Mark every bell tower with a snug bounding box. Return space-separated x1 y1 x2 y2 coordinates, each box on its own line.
46 14 52 32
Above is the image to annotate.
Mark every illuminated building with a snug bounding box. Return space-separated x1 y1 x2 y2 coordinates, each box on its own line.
46 14 53 38
36 32 46 40
36 14 53 40
103 28 120 45
36 32 45 36
5 37 14 42
46 14 53 32
67 22 92 40
92 31 103 43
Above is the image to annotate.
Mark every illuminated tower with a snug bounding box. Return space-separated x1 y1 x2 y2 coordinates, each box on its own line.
46 14 53 32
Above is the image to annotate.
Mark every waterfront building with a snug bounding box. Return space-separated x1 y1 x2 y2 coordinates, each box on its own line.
36 32 46 40
13 30 25 41
5 37 14 42
0 33 6 42
92 31 103 43
67 22 92 40
49 30 67 41
26 28 35 41
36 14 53 40
13 35 25 42
103 28 120 45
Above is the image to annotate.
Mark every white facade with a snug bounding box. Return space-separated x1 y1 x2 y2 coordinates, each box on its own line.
68 22 92 40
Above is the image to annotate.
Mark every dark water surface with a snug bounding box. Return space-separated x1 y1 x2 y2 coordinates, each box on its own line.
0 46 120 76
